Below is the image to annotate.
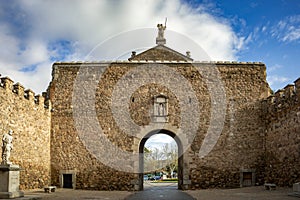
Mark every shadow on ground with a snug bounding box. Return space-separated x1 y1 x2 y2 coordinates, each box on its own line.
125 182 195 200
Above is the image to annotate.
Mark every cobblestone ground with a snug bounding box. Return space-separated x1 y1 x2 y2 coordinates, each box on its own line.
23 183 299 200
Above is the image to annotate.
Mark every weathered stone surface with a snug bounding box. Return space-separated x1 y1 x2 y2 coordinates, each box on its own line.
49 61 270 190
0 45 298 191
264 81 300 187
0 77 51 190
0 164 24 199
129 45 193 61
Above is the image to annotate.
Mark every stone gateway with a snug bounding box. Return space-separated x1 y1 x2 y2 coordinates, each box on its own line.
0 25 299 191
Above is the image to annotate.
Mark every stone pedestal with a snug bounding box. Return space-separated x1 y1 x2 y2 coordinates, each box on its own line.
288 182 300 197
156 38 166 45
0 164 24 199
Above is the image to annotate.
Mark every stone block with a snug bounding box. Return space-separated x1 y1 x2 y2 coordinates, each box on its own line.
293 182 300 192
183 179 191 184
0 164 24 199
288 183 300 197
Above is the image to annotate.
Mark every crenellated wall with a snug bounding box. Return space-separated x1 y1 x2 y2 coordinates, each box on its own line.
0 76 51 189
264 78 300 186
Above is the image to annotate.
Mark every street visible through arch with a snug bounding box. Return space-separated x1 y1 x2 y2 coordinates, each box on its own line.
138 129 184 191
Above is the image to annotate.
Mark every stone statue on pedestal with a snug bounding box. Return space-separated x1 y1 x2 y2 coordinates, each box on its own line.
0 129 24 199
1 130 13 165
156 18 167 45
157 24 166 40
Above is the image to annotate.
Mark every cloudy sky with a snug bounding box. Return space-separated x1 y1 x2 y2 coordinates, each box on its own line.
145 134 176 150
1 0 299 94
1 0 299 149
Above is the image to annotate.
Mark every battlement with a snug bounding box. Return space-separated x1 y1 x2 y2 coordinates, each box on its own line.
265 77 300 114
0 76 50 109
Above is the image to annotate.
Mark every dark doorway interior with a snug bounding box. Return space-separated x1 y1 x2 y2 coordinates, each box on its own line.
63 174 73 188
242 172 252 186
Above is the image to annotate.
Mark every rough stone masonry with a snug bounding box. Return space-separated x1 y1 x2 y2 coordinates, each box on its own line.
0 40 299 191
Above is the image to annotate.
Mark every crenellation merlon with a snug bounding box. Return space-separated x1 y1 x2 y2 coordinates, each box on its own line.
24 89 35 101
34 94 45 106
275 89 284 99
1 76 14 90
0 75 50 109
42 92 48 99
266 78 300 113
267 95 275 104
13 82 25 96
294 77 300 98
283 84 295 98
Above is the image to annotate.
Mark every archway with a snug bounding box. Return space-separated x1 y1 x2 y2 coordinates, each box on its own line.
139 129 183 190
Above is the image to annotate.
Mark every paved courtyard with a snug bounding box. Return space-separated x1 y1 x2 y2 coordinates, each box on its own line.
21 183 299 200
186 185 299 200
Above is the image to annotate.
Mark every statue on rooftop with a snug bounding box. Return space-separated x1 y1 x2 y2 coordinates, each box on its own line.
1 129 13 165
157 23 166 39
156 18 167 45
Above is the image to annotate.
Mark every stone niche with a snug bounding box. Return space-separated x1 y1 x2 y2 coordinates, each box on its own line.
240 169 256 187
153 95 168 123
0 164 24 199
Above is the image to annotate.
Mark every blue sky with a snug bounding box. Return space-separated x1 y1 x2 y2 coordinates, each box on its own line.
210 0 300 91
1 0 299 148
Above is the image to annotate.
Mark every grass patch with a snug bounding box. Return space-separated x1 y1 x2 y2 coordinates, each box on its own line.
160 179 178 182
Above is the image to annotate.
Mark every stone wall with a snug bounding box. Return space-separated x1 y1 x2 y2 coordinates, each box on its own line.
0 77 51 189
189 63 269 189
2 59 298 190
264 78 300 187
49 61 270 190
49 64 135 190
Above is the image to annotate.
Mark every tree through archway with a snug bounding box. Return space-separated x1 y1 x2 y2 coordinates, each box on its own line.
139 129 183 190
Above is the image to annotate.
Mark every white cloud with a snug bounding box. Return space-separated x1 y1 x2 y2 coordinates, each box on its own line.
282 28 300 42
267 64 282 72
272 15 300 42
0 0 246 93
0 22 52 92
267 75 290 90
19 39 49 65
145 134 176 150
